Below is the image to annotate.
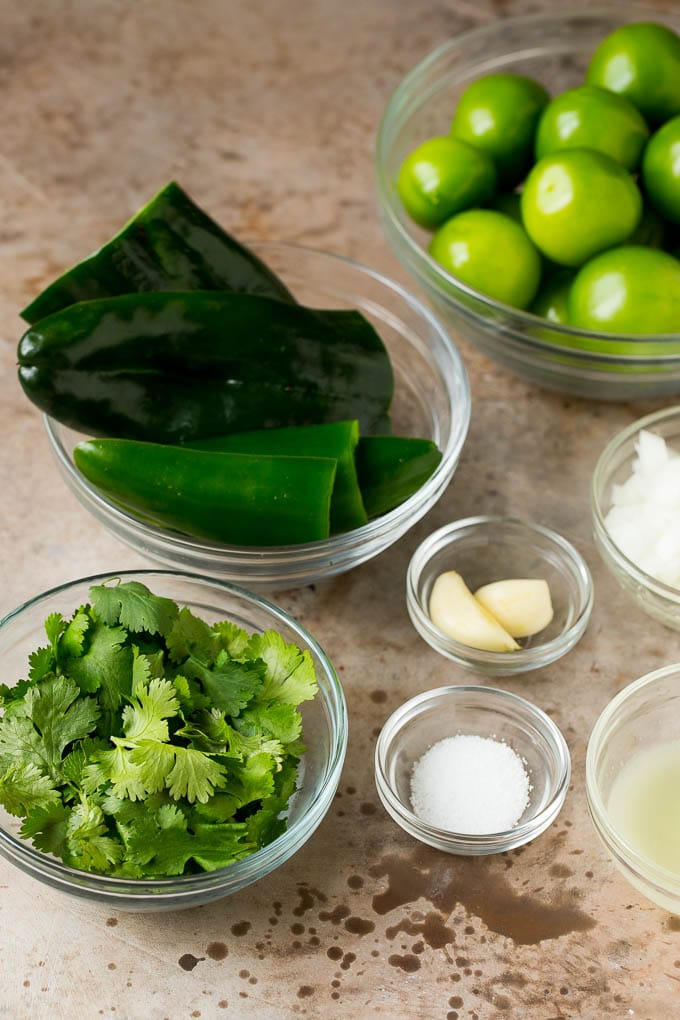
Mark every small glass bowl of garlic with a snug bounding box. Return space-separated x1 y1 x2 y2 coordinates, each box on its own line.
406 516 593 676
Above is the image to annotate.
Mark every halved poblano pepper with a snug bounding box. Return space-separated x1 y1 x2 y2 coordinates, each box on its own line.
355 436 443 517
17 291 394 442
21 181 294 324
73 440 338 545
187 420 368 534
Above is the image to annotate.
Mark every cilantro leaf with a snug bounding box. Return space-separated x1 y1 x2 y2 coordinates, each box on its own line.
58 608 90 659
21 802 71 859
121 678 179 743
192 790 241 823
0 762 61 817
165 607 219 664
127 808 251 877
0 676 34 706
185 652 265 717
246 756 300 848
248 631 318 705
25 677 100 770
131 647 151 693
234 703 302 746
0 714 46 771
176 708 230 753
65 798 123 872
27 646 55 684
87 745 147 801
165 746 226 804
62 738 109 791
0 677 98 779
230 750 277 808
44 612 66 654
65 621 133 730
212 620 251 659
170 673 202 714
224 723 286 769
89 579 179 637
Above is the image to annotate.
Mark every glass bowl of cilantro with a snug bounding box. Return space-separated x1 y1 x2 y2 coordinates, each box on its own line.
0 570 347 910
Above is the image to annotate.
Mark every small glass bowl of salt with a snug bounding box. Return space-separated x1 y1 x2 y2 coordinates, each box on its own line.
592 405 680 631
374 685 571 855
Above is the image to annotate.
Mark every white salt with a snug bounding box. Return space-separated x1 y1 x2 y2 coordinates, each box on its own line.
605 429 680 587
410 733 531 835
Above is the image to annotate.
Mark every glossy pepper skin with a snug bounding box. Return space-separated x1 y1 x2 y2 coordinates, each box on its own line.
355 436 442 517
74 440 338 545
188 420 367 534
20 181 294 324
17 291 394 443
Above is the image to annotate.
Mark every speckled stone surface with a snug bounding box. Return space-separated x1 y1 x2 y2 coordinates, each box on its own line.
3 2 680 1017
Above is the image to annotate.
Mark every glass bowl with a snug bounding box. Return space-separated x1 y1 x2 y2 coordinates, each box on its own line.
406 516 593 676
43 242 470 591
0 569 347 911
586 663 680 914
376 7 680 401
375 685 571 855
592 406 680 630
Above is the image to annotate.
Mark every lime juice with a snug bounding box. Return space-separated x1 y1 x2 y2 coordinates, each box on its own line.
608 740 680 874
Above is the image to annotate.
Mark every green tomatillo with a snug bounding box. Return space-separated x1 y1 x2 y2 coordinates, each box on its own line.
396 136 497 229
568 246 680 334
429 208 542 309
520 149 642 267
642 116 680 226
535 85 649 171
450 72 549 187
586 21 680 125
529 270 576 325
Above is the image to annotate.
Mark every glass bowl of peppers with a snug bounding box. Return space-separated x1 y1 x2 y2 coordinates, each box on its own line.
0 569 347 910
18 184 470 590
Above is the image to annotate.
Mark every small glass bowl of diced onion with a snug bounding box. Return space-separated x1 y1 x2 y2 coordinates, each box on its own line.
592 405 680 631
374 685 571 855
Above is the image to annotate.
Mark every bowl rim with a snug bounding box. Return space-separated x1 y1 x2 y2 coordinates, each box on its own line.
406 514 594 672
0 567 348 899
591 404 680 603
375 683 571 850
585 661 680 893
42 240 471 571
375 4 680 350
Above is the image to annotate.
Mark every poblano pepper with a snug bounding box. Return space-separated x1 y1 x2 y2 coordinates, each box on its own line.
74 440 338 545
21 181 294 323
17 291 394 442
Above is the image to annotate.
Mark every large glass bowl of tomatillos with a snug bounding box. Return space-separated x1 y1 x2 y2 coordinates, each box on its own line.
376 9 680 401
0 570 347 910
17 183 470 590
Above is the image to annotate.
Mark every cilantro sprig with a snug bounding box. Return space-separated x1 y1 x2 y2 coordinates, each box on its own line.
0 580 318 878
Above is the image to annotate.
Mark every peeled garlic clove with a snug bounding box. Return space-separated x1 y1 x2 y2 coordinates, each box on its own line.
474 578 553 638
429 570 520 652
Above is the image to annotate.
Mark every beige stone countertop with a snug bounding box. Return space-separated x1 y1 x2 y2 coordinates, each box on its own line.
2 1 680 1017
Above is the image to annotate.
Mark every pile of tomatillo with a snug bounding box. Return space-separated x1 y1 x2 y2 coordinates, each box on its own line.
397 20 680 334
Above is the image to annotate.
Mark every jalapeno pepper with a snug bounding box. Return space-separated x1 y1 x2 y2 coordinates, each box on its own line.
188 420 367 533
355 435 443 517
74 439 338 545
